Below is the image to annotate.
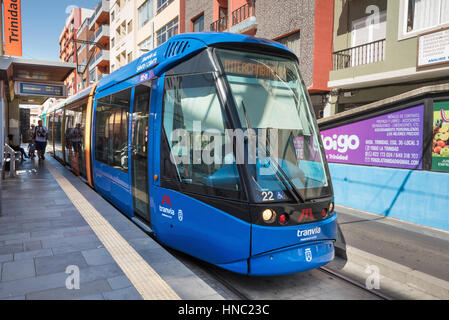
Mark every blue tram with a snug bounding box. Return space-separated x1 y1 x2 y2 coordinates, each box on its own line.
44 32 337 276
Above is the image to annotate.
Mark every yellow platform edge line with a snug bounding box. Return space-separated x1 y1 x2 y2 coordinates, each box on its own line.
46 162 180 300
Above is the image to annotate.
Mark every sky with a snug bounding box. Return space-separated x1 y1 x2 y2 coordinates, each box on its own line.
21 0 100 61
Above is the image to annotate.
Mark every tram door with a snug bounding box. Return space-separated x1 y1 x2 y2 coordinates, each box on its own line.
131 83 152 224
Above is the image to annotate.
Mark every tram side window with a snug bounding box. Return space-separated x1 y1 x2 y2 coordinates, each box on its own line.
95 88 131 172
162 73 242 197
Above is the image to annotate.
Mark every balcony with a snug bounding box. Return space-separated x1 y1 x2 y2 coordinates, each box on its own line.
89 0 110 30
89 25 110 48
210 15 228 32
333 39 386 71
89 49 110 70
230 0 256 34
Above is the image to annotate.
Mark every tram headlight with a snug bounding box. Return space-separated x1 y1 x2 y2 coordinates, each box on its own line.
262 209 276 223
329 202 334 214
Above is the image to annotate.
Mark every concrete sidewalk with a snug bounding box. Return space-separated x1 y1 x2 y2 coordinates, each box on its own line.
333 205 449 299
0 157 222 300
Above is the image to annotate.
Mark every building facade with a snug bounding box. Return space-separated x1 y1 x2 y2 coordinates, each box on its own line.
328 0 449 116
110 0 136 71
88 0 111 84
59 8 94 96
110 0 184 72
76 16 95 91
184 0 334 117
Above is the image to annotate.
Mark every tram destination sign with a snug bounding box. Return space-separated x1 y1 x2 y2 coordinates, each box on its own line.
320 105 424 170
15 82 66 98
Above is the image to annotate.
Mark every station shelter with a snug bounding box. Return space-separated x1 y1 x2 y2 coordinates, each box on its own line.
0 56 75 165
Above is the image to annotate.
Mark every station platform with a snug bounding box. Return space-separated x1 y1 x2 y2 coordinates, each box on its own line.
0 155 223 300
333 205 449 299
336 205 449 282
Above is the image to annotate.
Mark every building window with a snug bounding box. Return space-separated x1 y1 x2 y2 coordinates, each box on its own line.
406 0 449 33
95 88 131 172
138 36 153 56
156 17 178 46
128 20 133 34
192 14 204 32
157 0 174 14
138 0 154 29
90 68 96 83
128 52 133 63
111 11 115 21
276 31 300 58
111 37 115 48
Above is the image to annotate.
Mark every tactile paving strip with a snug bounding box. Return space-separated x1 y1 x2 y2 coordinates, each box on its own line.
46 162 180 300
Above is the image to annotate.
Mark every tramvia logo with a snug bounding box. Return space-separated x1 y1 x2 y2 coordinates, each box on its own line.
297 227 321 238
321 134 360 153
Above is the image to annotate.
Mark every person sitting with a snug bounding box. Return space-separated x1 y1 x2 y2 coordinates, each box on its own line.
7 134 29 161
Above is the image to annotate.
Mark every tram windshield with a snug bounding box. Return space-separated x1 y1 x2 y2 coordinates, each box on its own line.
216 49 330 202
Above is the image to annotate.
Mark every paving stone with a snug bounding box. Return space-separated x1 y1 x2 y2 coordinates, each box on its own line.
102 286 142 300
63 230 95 238
82 248 115 266
0 243 24 255
138 247 175 265
3 295 26 300
1 259 35 282
35 251 88 276
14 248 53 261
73 293 104 300
41 234 100 249
0 232 30 242
128 237 161 251
78 263 124 284
51 241 104 255
24 240 42 251
26 279 112 300
165 275 218 300
0 254 13 263
107 275 133 290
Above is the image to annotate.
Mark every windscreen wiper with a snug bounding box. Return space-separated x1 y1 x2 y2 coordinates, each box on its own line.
259 137 305 204
240 100 304 203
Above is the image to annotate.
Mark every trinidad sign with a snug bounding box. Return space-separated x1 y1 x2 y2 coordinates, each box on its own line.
3 0 22 56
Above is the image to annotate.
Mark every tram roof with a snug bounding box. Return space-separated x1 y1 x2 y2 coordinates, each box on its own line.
96 32 293 93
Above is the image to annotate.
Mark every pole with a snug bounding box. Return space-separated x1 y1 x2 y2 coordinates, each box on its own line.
0 0 4 56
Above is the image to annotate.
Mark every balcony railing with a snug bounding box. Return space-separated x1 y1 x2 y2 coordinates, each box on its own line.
232 0 255 27
89 49 110 70
210 15 228 32
89 0 109 28
333 39 386 71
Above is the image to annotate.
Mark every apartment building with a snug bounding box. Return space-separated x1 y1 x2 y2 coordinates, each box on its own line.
88 0 111 83
76 17 95 91
328 0 449 115
59 7 94 96
110 0 184 72
184 0 334 117
110 0 136 72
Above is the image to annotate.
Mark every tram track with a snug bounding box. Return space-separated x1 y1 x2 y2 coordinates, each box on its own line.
119 208 390 300
169 247 390 300
318 266 392 300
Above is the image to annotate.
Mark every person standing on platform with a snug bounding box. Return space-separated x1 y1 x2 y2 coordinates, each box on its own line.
28 125 36 159
34 120 48 160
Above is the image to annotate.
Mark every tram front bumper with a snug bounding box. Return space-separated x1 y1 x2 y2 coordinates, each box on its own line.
248 240 335 276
